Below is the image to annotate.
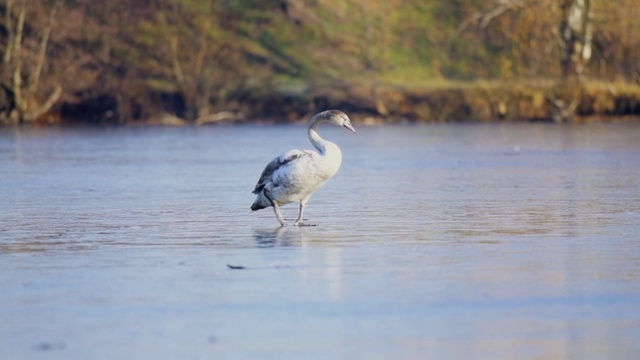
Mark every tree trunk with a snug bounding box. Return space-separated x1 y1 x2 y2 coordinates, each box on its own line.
29 0 59 93
560 0 593 80
2 0 63 124
24 85 62 122
12 0 26 116
3 0 14 64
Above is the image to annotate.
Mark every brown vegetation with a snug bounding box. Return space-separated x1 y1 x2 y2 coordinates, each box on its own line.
1 0 639 126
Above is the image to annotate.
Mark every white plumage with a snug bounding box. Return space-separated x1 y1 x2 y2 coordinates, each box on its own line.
251 110 355 226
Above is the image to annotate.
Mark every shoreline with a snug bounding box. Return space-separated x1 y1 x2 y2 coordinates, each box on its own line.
4 80 640 127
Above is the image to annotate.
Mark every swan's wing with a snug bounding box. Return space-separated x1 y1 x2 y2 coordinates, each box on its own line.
252 149 313 194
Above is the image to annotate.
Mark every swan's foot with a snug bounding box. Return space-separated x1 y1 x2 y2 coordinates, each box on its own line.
264 189 287 227
275 214 287 227
293 201 315 227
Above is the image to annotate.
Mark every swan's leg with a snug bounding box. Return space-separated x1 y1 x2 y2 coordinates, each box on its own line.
264 189 286 227
272 202 286 227
294 201 305 226
294 198 315 227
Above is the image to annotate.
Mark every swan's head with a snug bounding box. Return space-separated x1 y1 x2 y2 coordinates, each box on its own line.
313 110 355 133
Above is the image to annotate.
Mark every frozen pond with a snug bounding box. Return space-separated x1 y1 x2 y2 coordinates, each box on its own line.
1 122 639 359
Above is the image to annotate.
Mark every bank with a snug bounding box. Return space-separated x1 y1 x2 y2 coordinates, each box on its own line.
4 80 640 126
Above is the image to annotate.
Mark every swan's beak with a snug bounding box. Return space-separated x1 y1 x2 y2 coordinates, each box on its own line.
344 122 356 133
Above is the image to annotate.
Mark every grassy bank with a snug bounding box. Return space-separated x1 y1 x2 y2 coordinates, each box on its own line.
218 80 640 125
3 1 639 126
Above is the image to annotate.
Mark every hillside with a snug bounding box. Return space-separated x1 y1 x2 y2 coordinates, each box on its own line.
1 0 640 125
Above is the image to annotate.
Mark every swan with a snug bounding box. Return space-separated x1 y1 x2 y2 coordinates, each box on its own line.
251 110 355 226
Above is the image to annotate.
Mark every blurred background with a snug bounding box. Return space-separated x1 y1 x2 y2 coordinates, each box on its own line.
1 0 639 126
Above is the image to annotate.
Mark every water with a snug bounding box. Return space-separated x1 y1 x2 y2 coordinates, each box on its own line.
1 123 639 359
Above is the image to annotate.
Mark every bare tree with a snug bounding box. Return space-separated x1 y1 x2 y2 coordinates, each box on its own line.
455 0 594 80
559 0 593 80
454 0 528 35
1 0 62 124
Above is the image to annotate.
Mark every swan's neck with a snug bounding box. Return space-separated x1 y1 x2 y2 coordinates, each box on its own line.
308 119 343 177
308 121 334 155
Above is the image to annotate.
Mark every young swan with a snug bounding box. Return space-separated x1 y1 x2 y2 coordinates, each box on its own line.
251 110 355 226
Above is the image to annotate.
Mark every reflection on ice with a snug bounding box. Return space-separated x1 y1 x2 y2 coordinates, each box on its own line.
253 227 309 248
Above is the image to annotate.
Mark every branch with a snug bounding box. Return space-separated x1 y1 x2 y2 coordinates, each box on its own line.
29 0 60 93
169 35 186 90
12 0 26 111
3 0 13 64
24 84 62 122
454 0 528 37
479 0 525 28
546 94 579 123
193 19 212 82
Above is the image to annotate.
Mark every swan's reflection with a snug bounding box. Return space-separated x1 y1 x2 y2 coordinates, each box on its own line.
253 226 309 247
252 226 343 300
